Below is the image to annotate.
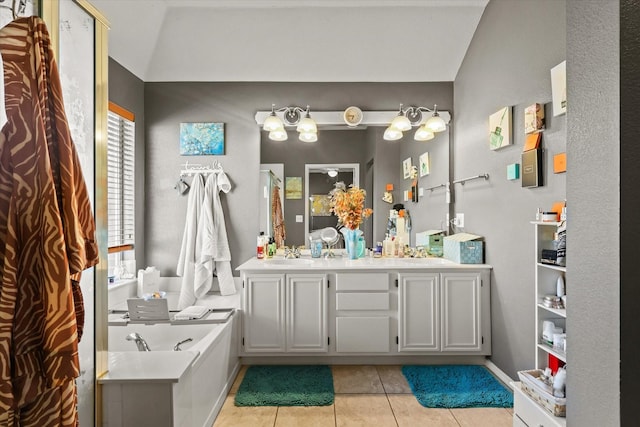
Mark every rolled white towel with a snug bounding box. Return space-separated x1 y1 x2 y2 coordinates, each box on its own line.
174 305 210 320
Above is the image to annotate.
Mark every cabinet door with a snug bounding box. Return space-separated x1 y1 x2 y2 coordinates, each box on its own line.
286 274 328 352
441 272 482 352
398 273 440 352
243 274 285 352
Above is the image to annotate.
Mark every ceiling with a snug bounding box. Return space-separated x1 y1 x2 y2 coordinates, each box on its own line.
91 0 489 82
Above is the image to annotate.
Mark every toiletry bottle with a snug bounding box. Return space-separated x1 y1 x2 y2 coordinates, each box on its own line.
556 275 565 297
267 237 275 258
263 234 270 256
374 242 382 258
257 232 265 259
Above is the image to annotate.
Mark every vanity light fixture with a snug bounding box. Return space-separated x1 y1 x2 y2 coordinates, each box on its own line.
268 128 288 141
263 104 318 142
383 104 447 141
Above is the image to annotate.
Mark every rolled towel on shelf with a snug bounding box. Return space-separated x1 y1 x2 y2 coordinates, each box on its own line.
174 305 210 320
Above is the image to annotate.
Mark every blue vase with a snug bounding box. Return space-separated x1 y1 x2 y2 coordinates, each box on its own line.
340 228 363 260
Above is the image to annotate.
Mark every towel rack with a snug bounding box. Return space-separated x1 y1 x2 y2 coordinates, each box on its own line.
260 169 281 184
180 160 223 177
452 173 490 186
424 183 447 192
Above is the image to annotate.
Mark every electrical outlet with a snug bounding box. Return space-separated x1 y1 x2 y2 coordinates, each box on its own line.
455 213 465 228
296 215 303 223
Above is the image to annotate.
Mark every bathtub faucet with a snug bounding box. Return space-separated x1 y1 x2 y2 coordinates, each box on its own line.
126 332 151 351
173 338 193 351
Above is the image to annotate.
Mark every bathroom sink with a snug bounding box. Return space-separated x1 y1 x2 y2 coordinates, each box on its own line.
392 257 454 265
263 258 315 267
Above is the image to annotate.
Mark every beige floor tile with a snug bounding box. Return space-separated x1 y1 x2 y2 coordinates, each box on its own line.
376 365 412 394
450 407 514 427
212 395 277 427
229 365 248 395
388 395 460 427
275 405 336 427
332 365 385 394
335 394 397 427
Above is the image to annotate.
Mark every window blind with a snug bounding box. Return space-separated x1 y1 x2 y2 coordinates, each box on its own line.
107 108 135 252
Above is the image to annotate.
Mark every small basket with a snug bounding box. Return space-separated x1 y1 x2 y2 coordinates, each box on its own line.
517 370 566 417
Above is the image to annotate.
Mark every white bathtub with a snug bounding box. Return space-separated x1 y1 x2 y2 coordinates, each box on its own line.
105 314 239 427
109 322 221 353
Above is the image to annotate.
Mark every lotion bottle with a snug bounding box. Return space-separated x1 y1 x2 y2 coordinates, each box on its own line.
556 275 565 297
257 232 265 259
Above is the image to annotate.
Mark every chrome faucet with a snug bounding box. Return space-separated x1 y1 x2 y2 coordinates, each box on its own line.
284 246 301 259
173 338 193 351
126 332 151 351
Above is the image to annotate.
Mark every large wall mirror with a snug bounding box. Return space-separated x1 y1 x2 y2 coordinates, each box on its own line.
260 118 451 250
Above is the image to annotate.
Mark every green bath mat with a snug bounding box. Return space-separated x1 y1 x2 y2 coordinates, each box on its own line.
402 365 513 408
235 365 334 406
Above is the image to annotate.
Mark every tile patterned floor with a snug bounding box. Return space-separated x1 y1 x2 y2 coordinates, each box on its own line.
213 365 514 427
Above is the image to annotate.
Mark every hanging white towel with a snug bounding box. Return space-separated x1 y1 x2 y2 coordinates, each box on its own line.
194 170 236 297
176 173 205 309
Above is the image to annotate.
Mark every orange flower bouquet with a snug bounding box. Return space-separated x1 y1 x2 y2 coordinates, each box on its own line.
329 182 373 230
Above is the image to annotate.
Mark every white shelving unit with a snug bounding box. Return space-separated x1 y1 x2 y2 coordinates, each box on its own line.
532 221 566 369
513 221 566 427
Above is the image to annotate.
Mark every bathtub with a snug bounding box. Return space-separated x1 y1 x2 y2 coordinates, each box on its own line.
104 314 239 427
108 322 221 353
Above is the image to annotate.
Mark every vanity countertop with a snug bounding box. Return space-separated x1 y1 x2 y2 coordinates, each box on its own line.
236 256 491 271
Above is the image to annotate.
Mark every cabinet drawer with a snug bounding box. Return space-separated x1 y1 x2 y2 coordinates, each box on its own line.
336 293 389 310
513 382 563 427
335 273 388 291
335 317 390 352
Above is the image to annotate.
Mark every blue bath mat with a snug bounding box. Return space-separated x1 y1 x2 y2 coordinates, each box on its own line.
235 365 334 406
402 365 513 408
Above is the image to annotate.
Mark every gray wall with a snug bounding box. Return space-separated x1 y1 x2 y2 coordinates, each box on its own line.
454 0 566 378
108 58 146 267
143 82 452 274
620 1 640 423
568 0 620 425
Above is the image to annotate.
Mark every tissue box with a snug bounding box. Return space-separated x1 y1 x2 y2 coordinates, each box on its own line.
137 266 160 297
415 230 444 257
444 233 484 264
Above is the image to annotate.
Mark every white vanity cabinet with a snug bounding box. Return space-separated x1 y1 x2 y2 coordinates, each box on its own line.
237 258 492 358
398 271 490 354
242 273 328 354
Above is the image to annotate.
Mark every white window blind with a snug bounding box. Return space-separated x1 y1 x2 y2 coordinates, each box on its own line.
107 109 135 252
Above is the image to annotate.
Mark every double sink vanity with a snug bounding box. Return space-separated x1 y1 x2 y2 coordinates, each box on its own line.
237 255 492 362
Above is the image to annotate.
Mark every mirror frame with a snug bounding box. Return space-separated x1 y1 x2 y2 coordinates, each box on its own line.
304 163 360 245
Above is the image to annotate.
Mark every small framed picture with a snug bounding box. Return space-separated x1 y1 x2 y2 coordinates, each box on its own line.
551 61 567 117
402 157 412 180
489 107 512 150
419 152 430 177
285 177 302 199
179 122 225 155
